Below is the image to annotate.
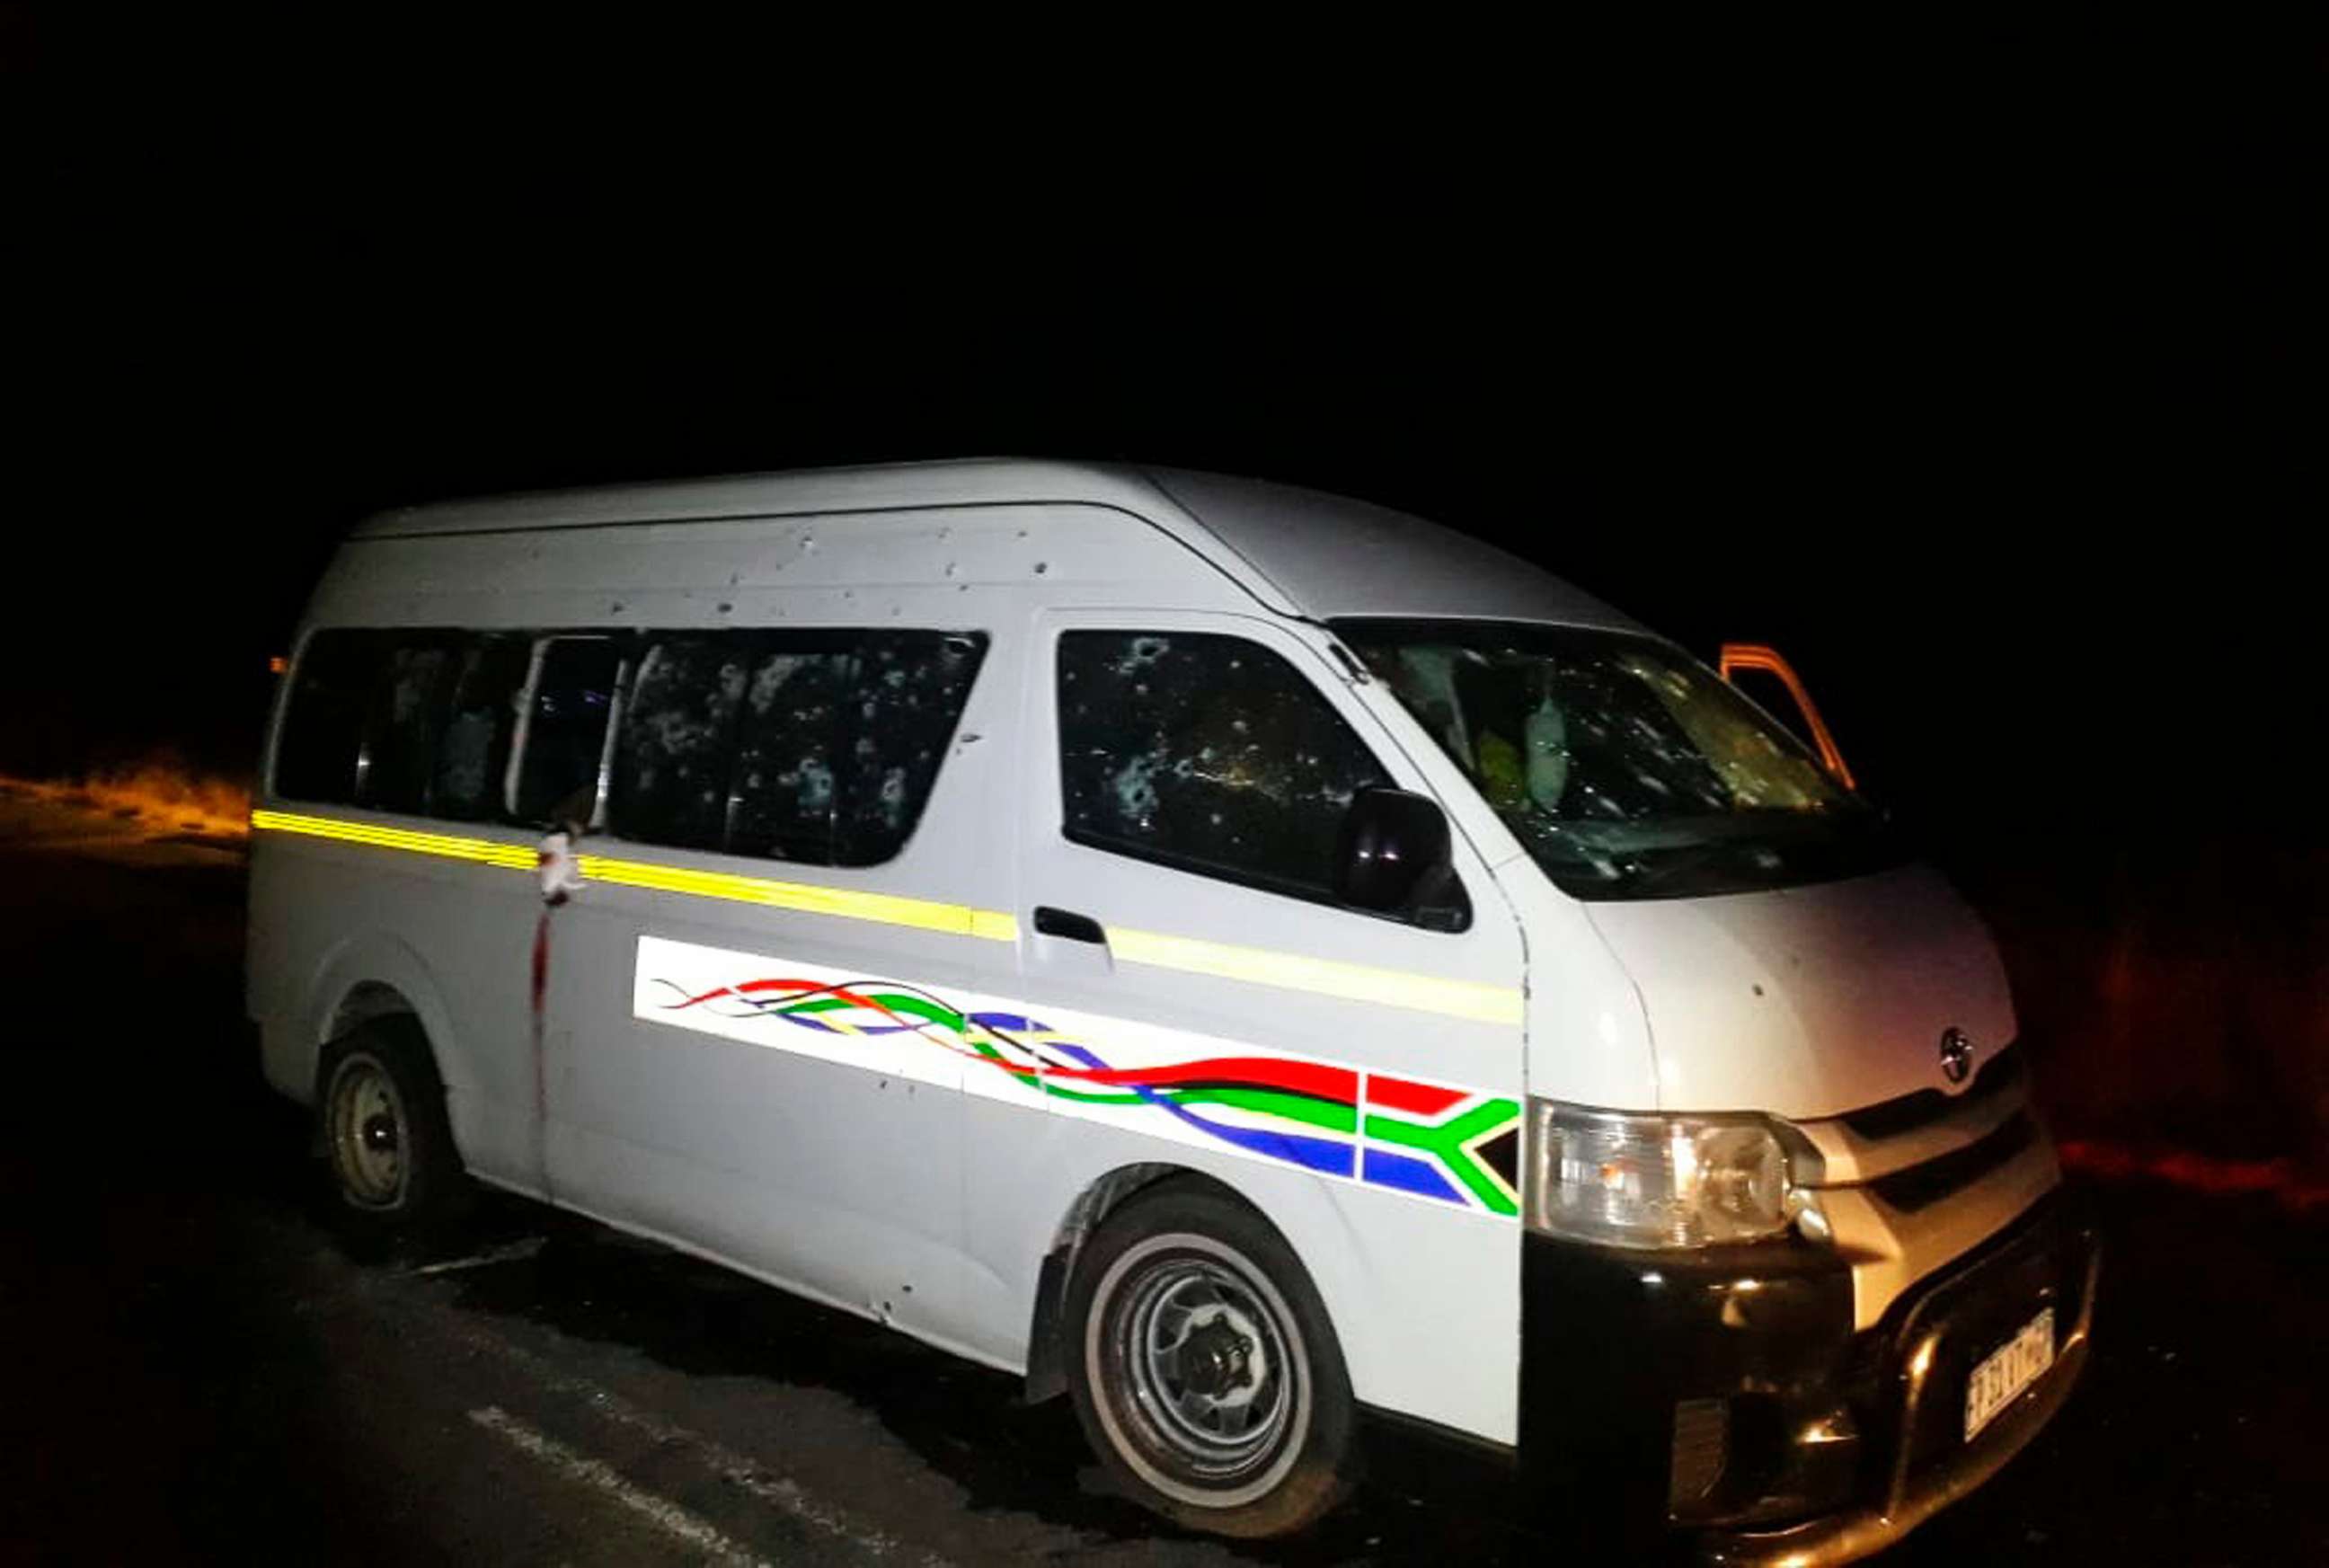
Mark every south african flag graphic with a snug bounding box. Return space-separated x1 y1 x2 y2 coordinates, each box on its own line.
1359 1074 1523 1217
635 935 1525 1219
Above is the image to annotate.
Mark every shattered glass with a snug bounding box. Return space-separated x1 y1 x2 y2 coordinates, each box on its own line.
727 642 849 863
610 635 753 850
829 633 987 865
1058 631 1389 899
274 623 987 863
609 629 989 866
1335 620 1902 899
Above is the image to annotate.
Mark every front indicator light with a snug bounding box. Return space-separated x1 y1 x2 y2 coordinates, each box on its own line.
1786 1184 1834 1245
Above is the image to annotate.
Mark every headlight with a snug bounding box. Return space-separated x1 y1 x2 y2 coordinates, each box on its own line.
1525 1100 1793 1248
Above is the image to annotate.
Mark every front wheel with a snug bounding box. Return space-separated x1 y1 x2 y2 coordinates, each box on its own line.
1066 1183 1357 1537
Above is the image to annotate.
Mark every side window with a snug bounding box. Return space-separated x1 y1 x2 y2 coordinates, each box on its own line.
728 640 851 863
513 637 624 827
431 635 532 821
275 630 385 804
358 641 458 814
607 628 989 866
835 632 989 865
608 634 753 851
1058 631 1391 902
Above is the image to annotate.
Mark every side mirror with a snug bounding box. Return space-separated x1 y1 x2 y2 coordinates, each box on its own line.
1334 787 1465 927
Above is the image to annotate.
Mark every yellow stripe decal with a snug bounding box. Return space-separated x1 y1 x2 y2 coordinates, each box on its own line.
251 809 1016 942
249 810 541 870
1109 926 1525 1026
251 811 1519 1022
572 854 1019 941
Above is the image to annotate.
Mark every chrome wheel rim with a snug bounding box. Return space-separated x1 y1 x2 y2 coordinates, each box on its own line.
328 1055 407 1209
1089 1233 1308 1507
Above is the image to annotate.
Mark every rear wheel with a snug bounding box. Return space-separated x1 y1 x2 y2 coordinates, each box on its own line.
316 1021 465 1235
1066 1183 1357 1537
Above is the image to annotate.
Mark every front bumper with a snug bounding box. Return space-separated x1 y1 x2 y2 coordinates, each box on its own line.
1519 1191 2100 1565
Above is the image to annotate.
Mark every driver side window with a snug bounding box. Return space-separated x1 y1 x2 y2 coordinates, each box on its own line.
1057 631 1392 905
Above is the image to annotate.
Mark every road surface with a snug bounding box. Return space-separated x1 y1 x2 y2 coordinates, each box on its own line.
2 787 2319 1564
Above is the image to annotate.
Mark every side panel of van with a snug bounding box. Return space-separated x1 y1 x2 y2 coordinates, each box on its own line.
252 493 1537 1445
539 583 1023 1349
480 504 1211 1356
964 604 1532 1444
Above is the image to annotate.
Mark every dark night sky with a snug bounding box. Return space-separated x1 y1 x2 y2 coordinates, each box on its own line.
8 17 2319 866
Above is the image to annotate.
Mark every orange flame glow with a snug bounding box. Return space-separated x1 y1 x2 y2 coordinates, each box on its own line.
0 765 252 839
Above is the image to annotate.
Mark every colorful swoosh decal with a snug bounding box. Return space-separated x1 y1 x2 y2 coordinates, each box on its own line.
638 948 1521 1218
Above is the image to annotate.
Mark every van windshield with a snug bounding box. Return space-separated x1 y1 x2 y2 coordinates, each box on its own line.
1333 619 1905 900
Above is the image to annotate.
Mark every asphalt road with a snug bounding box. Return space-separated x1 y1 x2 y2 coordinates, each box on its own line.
3 790 2321 1565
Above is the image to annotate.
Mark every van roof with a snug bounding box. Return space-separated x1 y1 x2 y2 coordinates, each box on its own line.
353 458 1638 631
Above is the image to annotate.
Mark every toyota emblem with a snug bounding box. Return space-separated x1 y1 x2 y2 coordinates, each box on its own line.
1939 1027 1975 1085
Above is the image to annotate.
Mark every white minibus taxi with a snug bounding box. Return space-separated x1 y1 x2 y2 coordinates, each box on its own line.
247 461 2096 1561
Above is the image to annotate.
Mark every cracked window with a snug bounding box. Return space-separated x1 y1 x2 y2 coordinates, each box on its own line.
610 634 753 851
607 629 989 865
1335 619 1901 900
1057 631 1390 900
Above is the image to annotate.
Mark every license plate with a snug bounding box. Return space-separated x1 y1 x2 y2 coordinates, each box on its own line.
1964 1306 2055 1441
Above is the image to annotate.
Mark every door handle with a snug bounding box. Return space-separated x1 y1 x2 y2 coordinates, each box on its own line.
1032 906 1107 944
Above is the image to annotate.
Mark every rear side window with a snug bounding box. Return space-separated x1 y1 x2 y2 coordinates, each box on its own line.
275 630 385 804
835 633 990 865
609 635 753 850
270 625 987 863
431 636 532 820
726 641 854 864
513 637 624 827
277 629 536 818
1057 631 1390 901
359 642 459 814
614 629 989 865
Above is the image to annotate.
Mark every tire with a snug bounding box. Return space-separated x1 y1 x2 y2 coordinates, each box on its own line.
314 1019 466 1236
1065 1181 1358 1538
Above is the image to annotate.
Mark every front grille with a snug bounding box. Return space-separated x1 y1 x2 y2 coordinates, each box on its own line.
1842 1045 2023 1141
1868 1111 2036 1213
